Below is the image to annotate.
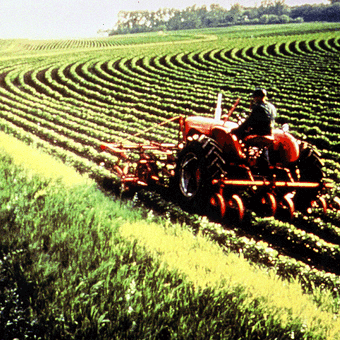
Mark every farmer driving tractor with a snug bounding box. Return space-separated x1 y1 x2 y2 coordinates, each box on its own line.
233 88 277 140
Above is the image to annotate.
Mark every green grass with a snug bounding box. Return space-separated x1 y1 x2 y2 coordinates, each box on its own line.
121 220 340 339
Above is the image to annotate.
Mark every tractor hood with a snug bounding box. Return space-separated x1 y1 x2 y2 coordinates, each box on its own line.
183 116 238 139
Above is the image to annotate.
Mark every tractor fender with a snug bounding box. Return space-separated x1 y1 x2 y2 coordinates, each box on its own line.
212 126 245 159
272 129 300 164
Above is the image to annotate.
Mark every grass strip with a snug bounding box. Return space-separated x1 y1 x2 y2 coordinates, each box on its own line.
0 131 88 186
120 221 340 339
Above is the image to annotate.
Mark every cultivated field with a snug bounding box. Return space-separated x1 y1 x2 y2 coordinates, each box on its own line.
1 22 340 338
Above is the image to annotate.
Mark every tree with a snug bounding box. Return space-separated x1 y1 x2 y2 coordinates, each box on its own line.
279 14 290 23
260 14 269 23
108 0 335 36
268 14 279 23
228 3 244 23
259 0 290 16
202 4 228 27
322 3 340 21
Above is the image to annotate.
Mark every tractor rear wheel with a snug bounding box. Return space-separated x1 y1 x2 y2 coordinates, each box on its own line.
173 135 225 212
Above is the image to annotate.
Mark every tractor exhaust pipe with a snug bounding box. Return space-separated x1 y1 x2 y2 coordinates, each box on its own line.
214 93 223 121
214 93 241 122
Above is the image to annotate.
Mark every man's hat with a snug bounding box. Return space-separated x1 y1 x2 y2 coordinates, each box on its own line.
252 88 267 98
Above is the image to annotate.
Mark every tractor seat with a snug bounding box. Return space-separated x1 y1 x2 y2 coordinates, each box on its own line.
244 135 274 148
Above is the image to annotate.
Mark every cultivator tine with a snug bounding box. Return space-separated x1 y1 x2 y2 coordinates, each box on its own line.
308 196 327 214
113 165 124 177
210 193 227 219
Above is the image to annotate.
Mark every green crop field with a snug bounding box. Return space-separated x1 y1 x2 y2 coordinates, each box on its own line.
1 22 340 338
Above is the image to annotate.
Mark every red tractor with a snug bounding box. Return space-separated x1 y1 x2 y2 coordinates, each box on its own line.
101 94 335 221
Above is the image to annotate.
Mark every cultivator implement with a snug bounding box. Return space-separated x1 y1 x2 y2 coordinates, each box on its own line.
100 141 178 190
100 116 182 190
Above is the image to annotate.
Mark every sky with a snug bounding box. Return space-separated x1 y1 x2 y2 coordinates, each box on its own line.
0 0 329 40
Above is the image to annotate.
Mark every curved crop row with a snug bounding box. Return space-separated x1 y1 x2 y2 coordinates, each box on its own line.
16 32 206 52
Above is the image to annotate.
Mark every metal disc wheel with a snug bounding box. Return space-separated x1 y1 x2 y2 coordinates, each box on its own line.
226 194 245 223
278 194 295 221
261 192 277 217
210 193 227 219
308 196 327 214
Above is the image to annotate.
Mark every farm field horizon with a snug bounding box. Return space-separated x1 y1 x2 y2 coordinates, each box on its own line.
1 22 340 338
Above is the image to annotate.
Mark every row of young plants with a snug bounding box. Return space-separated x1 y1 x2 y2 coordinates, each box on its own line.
32 66 180 142
2 54 214 141
1 63 184 180
1 134 340 339
2 39 340 181
22 39 113 52
161 36 338 106
214 39 339 104
116 56 219 113
45 59 196 123
1 68 121 165
0 118 114 185
0 86 175 156
0 107 107 167
2 70 123 141
71 59 194 117
14 76 146 143
8 60 181 140
133 189 340 299
7 35 338 148
202 217 340 294
278 111 340 153
196 23 340 39
18 31 205 53
143 55 227 108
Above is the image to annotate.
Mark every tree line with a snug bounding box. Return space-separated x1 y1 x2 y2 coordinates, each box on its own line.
104 0 340 35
